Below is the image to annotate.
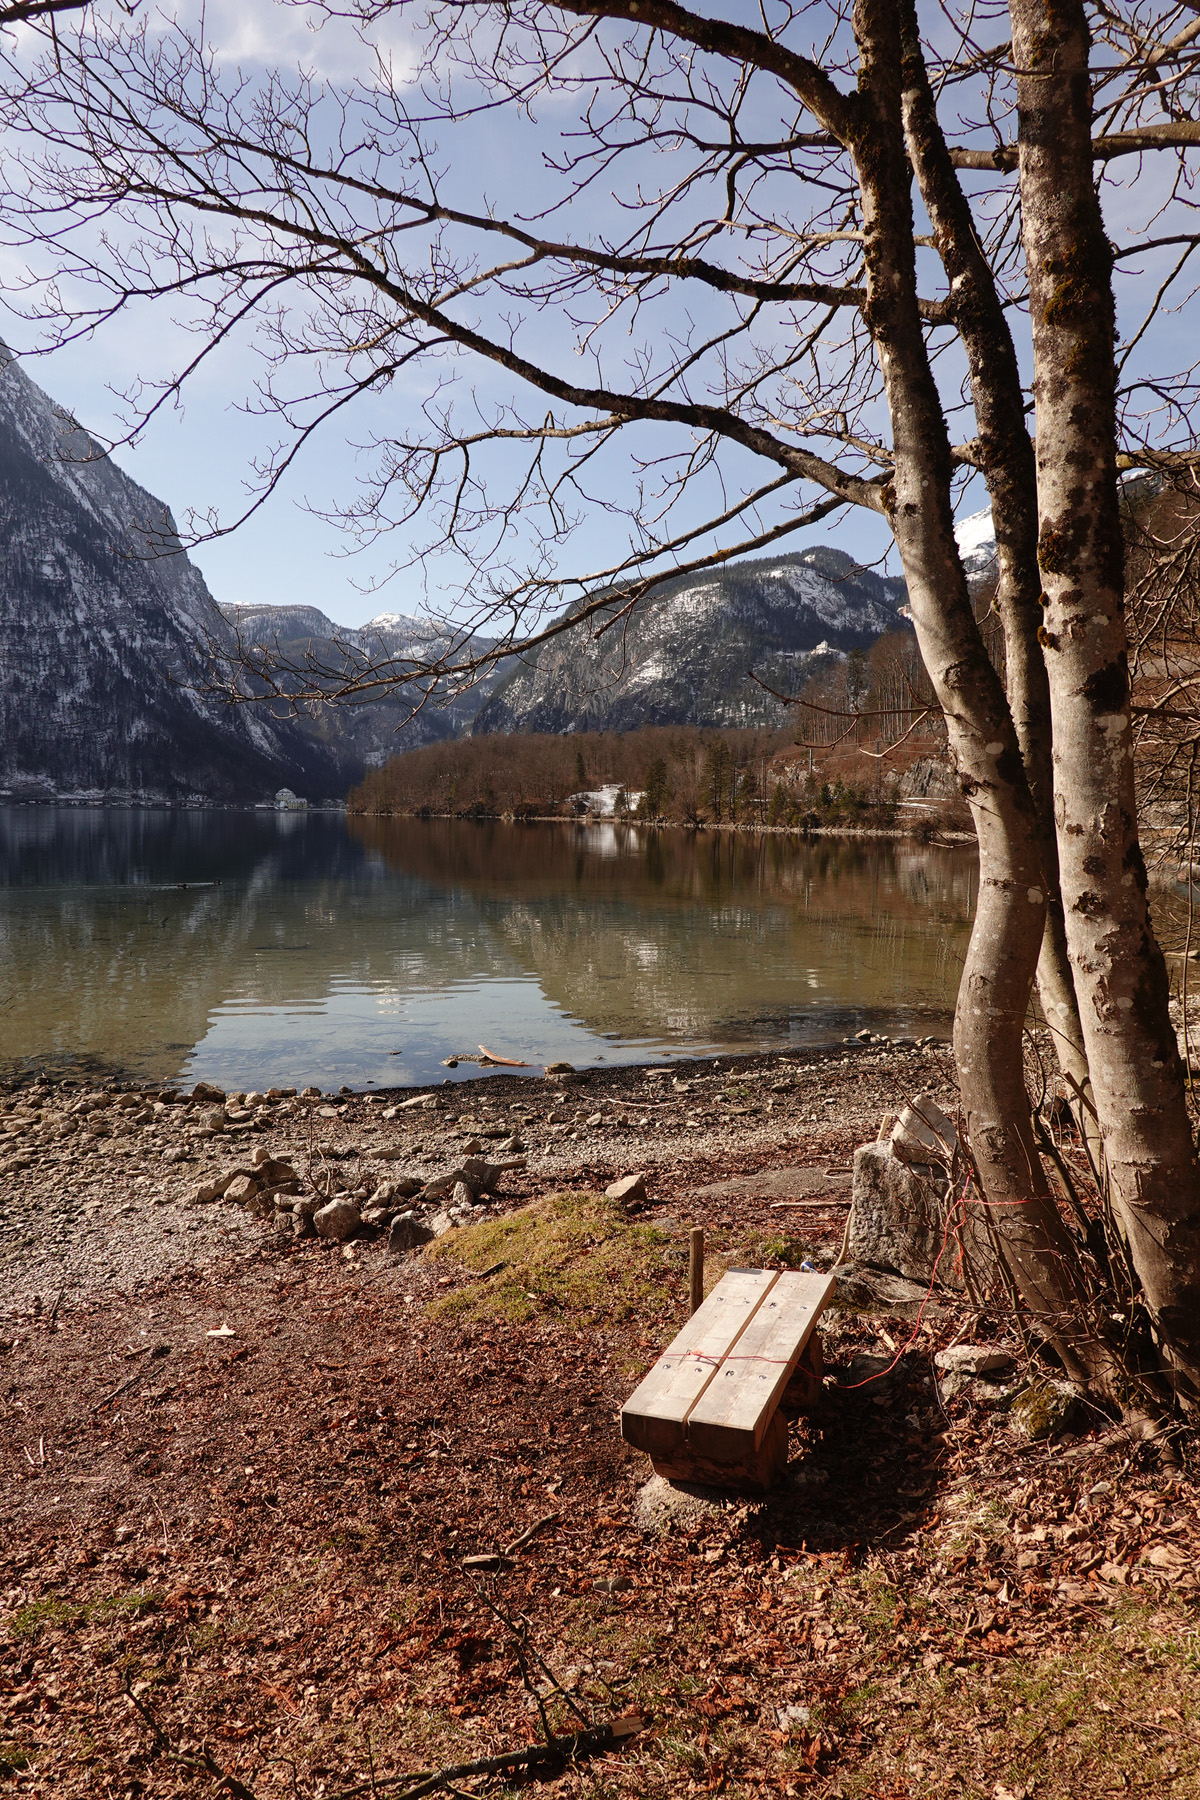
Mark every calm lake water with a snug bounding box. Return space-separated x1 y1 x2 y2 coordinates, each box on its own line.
0 808 977 1090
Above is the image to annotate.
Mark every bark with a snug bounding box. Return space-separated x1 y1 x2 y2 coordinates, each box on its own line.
896 8 1103 1183
847 0 1120 1390
1010 0 1200 1396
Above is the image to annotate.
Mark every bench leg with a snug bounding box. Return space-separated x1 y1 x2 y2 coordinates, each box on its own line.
781 1333 824 1416
648 1406 789 1494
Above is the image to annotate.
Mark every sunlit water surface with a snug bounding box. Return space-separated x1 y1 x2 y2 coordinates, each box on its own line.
0 809 977 1090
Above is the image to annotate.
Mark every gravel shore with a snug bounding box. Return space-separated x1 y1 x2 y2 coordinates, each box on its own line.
0 1038 960 1321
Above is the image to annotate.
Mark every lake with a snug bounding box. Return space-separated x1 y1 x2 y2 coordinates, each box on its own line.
0 808 977 1090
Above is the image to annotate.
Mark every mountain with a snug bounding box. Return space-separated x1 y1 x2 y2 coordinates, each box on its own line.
0 353 345 803
955 506 998 583
220 602 507 767
471 546 908 735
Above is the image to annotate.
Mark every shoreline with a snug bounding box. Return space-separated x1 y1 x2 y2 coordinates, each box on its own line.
0 1038 953 1320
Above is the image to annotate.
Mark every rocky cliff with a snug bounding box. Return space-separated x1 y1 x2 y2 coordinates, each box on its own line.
471 547 908 735
0 354 344 802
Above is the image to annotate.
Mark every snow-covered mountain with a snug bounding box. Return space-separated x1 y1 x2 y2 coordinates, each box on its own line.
472 546 908 735
0 354 345 802
220 602 507 765
954 506 998 583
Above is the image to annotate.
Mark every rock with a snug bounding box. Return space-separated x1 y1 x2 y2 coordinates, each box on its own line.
451 1179 477 1209
292 1204 316 1239
192 1082 225 1103
373 1176 422 1204
388 1212 436 1254
163 1146 190 1165
849 1144 997 1291
201 1108 227 1134
192 1179 224 1205
224 1173 258 1205
633 1474 733 1535
934 1344 1016 1378
545 1061 576 1075
313 1197 362 1243
254 1158 299 1188
428 1210 456 1237
890 1093 957 1165
497 1135 525 1154
606 1172 648 1207
361 1206 390 1228
1009 1379 1083 1441
829 1262 946 1316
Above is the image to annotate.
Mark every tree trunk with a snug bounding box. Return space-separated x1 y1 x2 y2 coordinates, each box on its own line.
849 0 1121 1391
1010 0 1200 1397
897 7 1103 1184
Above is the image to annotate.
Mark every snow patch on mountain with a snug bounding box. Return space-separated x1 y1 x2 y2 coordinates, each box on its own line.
955 505 998 580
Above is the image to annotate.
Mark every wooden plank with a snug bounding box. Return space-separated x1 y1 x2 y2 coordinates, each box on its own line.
685 1271 835 1463
620 1269 778 1459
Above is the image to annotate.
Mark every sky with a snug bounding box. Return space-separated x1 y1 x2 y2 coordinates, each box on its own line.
0 0 1191 630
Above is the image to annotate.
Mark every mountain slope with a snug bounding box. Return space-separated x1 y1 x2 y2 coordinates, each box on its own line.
220 603 507 766
0 354 344 802
472 546 908 735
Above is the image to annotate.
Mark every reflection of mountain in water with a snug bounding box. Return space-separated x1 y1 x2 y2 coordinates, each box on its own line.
1 809 976 1083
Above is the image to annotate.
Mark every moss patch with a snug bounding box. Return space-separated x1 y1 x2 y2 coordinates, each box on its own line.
424 1190 679 1329
7 1590 159 1641
840 1601 1200 1798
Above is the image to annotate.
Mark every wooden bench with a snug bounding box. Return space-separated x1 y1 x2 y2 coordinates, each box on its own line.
620 1268 835 1491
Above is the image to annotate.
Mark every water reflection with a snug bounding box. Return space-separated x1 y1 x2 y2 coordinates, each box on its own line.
0 808 976 1089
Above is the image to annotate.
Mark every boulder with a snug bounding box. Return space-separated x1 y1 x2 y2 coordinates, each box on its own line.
388 1211 436 1254
192 1081 225 1103
451 1179 477 1210
890 1093 957 1165
428 1210 456 1237
606 1172 648 1208
314 1197 362 1243
849 1144 998 1292
1009 1379 1083 1441
545 1061 576 1075
224 1173 258 1205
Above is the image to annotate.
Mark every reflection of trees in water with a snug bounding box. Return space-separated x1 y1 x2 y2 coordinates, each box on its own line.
351 817 976 924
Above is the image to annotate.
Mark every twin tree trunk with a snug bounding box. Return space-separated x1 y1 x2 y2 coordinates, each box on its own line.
897 6 1104 1188
1010 0 1200 1398
849 0 1122 1390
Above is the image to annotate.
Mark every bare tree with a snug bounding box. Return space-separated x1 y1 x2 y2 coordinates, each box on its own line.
2 0 1199 1401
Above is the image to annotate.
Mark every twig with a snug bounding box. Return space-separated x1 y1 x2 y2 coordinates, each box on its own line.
322 1720 641 1800
503 1512 559 1556
90 1368 150 1414
123 1679 259 1800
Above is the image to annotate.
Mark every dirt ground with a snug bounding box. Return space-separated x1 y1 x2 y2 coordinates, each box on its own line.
3 1048 1199 1799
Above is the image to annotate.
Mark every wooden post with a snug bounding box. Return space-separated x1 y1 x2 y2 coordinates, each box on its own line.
689 1227 705 1315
